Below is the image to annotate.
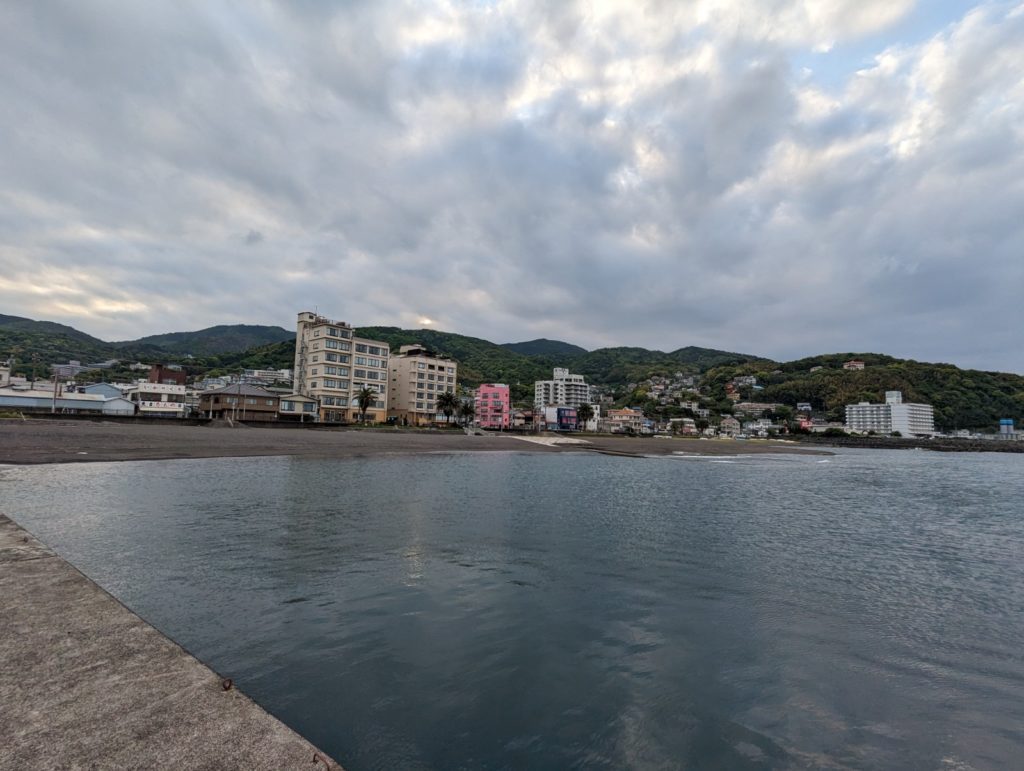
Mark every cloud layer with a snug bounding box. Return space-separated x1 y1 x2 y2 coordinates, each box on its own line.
1 1 1022 371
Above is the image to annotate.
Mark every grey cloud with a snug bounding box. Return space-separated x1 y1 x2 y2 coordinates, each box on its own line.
0 1 1021 372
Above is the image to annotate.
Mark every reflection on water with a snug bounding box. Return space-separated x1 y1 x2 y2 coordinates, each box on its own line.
2 449 1023 770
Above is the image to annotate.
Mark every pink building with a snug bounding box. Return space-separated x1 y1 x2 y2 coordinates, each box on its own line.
475 383 511 429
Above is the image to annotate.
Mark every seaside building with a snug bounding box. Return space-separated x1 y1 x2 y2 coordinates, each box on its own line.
475 383 511 429
293 311 389 423
387 344 458 426
845 391 935 436
719 416 742 436
0 387 134 416
199 383 280 421
534 367 591 411
542 405 578 431
601 408 644 434
843 359 866 371
125 381 187 417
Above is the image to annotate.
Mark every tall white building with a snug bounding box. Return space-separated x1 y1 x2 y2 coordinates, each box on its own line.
845 391 935 436
293 311 390 423
534 367 591 411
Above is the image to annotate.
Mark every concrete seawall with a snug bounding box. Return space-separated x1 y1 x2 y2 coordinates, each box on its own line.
0 513 342 770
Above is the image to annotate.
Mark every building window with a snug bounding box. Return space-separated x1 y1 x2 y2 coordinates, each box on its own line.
310 382 317 389
326 353 338 362
418 362 425 369
355 369 367 378
355 344 367 353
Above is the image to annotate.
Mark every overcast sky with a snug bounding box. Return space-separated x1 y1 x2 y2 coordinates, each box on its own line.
1 1 1021 371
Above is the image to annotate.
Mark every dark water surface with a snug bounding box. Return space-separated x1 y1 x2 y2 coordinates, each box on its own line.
3 449 1023 770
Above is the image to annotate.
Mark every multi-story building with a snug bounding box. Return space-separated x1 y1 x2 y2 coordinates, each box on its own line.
387 344 458 426
293 311 390 423
845 391 935 436
125 381 187 417
542 405 578 431
199 383 280 421
601 408 645 434
534 367 591 411
475 383 510 429
843 359 866 370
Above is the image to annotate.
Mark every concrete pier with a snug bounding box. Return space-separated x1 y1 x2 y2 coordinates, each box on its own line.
0 513 342 770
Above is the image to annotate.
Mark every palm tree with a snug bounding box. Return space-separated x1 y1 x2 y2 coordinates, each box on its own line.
576 403 594 431
458 401 475 427
436 391 459 424
356 387 377 424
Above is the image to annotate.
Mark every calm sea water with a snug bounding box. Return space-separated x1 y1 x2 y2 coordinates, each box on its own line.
2 449 1023 770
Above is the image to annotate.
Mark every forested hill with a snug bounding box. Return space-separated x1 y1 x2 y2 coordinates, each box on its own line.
501 339 588 358
700 355 1024 430
113 325 294 356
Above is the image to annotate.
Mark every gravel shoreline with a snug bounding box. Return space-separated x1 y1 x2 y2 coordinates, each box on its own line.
0 420 829 465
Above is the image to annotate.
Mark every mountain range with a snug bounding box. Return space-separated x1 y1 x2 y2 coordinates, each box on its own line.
2 313 1022 429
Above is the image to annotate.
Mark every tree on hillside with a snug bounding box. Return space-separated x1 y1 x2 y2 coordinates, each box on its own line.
436 391 459 424
576 403 594 430
357 387 377 423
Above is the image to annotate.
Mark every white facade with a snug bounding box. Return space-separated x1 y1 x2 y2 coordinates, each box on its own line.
126 382 188 417
534 367 591 410
845 391 935 436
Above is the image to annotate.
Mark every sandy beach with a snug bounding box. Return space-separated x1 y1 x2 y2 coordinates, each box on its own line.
0 420 830 465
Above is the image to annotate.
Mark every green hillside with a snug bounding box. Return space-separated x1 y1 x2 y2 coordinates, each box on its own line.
702 356 1024 430
569 346 766 385
501 339 588 359
115 324 294 356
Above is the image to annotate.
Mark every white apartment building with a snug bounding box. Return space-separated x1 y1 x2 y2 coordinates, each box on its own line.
845 391 935 436
387 344 457 426
293 311 390 423
534 367 591 411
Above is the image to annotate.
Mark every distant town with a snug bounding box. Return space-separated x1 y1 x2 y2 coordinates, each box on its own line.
0 310 1020 444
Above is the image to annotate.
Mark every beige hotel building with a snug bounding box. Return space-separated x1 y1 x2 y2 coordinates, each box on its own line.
293 311 390 423
388 344 458 426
